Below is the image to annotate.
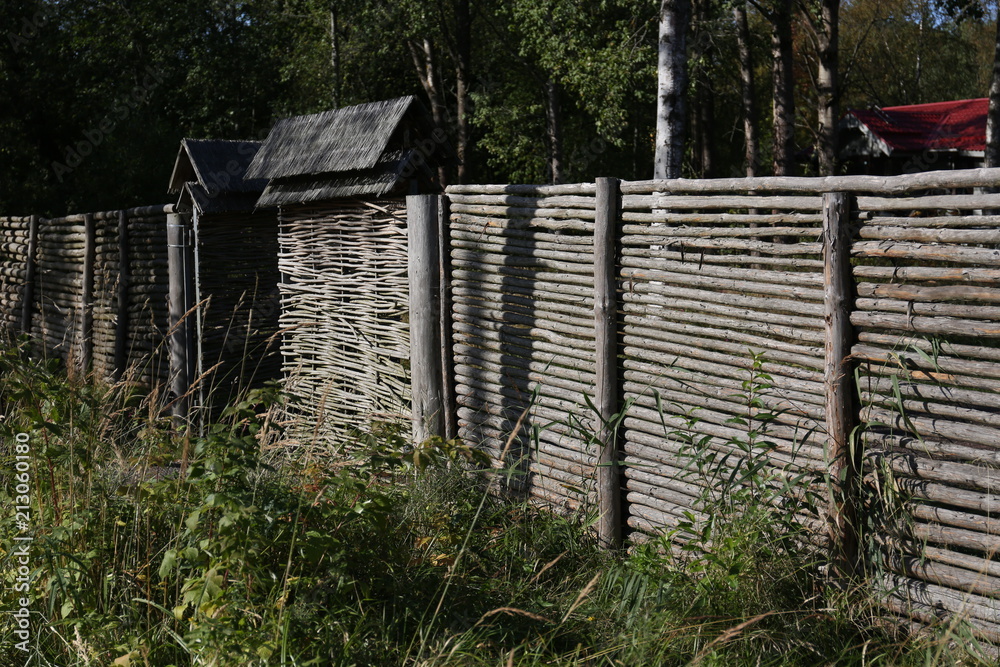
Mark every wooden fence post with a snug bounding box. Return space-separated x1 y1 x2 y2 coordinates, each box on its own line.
115 210 130 380
81 213 95 372
21 215 38 336
407 194 444 443
595 177 623 550
823 191 860 578
437 194 458 441
167 213 193 424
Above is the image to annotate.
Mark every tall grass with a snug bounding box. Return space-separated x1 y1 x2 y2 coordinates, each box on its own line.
0 337 992 666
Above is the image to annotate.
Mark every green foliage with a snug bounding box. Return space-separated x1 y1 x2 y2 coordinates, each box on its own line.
3 0 997 213
0 341 993 666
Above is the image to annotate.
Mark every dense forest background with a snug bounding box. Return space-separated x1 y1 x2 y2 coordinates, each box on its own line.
0 0 995 216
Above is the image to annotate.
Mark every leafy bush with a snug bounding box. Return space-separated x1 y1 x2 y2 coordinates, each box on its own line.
0 340 993 666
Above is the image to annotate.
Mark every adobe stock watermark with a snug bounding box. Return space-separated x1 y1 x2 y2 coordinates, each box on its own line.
201 141 262 199
400 126 449 180
50 66 166 183
8 431 34 655
6 8 51 53
223 286 282 356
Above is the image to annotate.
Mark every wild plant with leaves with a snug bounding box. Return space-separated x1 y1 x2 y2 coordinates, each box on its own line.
1 339 992 665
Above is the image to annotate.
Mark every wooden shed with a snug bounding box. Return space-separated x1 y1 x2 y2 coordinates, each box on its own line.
167 139 281 421
244 95 448 445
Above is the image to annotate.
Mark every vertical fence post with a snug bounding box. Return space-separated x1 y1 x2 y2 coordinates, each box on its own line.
595 177 623 550
81 213 95 372
407 194 444 443
21 215 38 336
823 191 860 578
167 213 192 424
114 210 130 380
437 194 458 441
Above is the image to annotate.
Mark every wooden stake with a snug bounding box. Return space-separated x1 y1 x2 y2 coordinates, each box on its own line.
595 177 622 550
81 213 95 372
167 213 191 424
437 194 458 441
21 215 38 336
115 210 130 380
823 191 859 578
407 195 444 443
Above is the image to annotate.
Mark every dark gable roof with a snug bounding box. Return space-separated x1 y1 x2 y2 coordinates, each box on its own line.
245 96 416 180
180 182 264 215
169 139 269 214
247 96 446 207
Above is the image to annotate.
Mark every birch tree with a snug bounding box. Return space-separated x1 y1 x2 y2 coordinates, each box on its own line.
981 8 999 167
769 0 795 175
654 0 691 179
811 0 840 175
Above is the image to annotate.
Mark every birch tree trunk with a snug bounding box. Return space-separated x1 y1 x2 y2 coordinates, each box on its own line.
545 78 564 184
816 0 840 176
455 0 472 183
986 15 1000 169
654 0 691 180
771 0 795 176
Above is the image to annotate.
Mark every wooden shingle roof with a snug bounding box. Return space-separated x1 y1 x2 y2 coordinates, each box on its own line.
246 97 415 180
169 139 268 214
246 96 446 207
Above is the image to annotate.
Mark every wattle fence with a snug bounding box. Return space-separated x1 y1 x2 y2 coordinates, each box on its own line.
433 170 1000 648
2 168 999 647
0 206 172 386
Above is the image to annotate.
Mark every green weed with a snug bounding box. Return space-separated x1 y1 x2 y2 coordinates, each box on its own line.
0 339 993 666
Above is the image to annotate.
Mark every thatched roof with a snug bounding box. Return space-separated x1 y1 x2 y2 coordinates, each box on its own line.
247 96 447 207
169 139 268 214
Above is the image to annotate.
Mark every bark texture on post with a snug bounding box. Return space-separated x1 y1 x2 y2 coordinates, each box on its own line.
167 213 192 424
594 177 623 550
437 195 458 441
115 210 130 380
823 191 859 578
407 195 444 443
21 215 38 336
81 213 95 373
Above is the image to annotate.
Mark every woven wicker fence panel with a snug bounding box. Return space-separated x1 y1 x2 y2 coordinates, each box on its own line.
92 211 121 379
851 192 1000 645
0 216 30 336
448 186 601 512
616 185 829 542
279 200 411 447
124 210 170 387
36 215 86 367
196 210 282 412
